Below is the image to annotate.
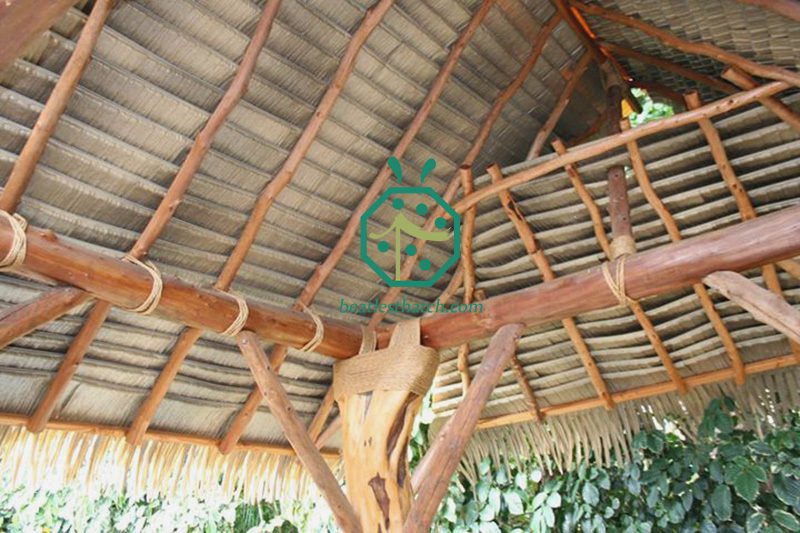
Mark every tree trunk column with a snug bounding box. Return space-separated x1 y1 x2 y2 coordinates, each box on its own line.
333 320 439 532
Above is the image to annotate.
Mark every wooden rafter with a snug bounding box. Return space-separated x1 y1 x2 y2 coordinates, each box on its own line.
552 139 688 394
453 80 789 211
721 67 800 133
527 51 592 158
25 0 283 435
236 331 360 532
0 288 91 350
621 119 745 385
219 0 495 453
601 41 737 95
487 162 612 409
4 205 799 374
684 90 800 360
0 0 113 213
569 0 800 88
128 0 394 448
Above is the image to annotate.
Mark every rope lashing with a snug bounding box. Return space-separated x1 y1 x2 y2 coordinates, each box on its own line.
610 235 636 261
601 255 636 307
299 303 324 352
220 291 249 336
0 210 28 270
121 255 163 315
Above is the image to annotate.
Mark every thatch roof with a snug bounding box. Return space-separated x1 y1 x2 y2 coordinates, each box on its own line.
0 0 798 502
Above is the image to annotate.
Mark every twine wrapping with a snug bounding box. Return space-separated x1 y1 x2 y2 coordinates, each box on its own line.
299 303 324 352
0 211 27 270
601 256 636 307
333 318 438 400
610 235 636 260
121 255 163 315
221 291 249 336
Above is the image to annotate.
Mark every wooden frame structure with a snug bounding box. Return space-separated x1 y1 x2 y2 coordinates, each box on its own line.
1 1 800 531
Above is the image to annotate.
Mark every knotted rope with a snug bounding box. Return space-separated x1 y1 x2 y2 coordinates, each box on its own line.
299 303 324 352
0 211 28 270
220 291 249 336
601 255 636 307
121 255 163 315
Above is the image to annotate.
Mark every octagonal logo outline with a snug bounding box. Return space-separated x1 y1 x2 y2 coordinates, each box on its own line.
360 185 461 288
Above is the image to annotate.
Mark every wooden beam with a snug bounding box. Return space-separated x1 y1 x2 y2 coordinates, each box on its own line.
0 0 113 213
549 0 605 64
478 351 800 429
457 166 477 396
218 0 493 455
236 331 360 532
721 67 800 133
621 119 745 385
453 80 789 212
684 91 800 358
734 0 800 22
487 162 613 408
0 0 78 72
25 0 283 435
527 51 592 158
0 287 91 349
508 354 541 421
778 259 800 280
405 324 524 533
315 414 342 449
4 207 800 358
704 271 800 346
569 0 800 88
366 13 561 329
307 387 335 443
602 42 737 95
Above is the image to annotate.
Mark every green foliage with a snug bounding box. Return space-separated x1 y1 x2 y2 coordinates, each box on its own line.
628 88 674 127
429 398 800 532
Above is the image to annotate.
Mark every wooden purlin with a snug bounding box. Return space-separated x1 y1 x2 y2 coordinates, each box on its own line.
721 67 800 133
621 118 746 385
130 0 395 448
487 162 612 410
684 90 800 362
552 139 688 395
219 0 496 453
26 0 284 435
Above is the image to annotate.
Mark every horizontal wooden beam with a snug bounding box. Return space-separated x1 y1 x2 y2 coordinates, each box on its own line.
3 206 800 357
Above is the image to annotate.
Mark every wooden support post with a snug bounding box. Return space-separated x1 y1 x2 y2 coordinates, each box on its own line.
704 271 800 346
0 0 113 214
457 166 477 395
405 324 524 533
236 331 360 532
569 0 800 88
454 81 789 212
602 42 737 95
0 287 91 349
3 208 800 358
527 51 592 158
487 162 612 409
721 67 800 133
684 90 800 359
553 139 687 394
622 119 745 385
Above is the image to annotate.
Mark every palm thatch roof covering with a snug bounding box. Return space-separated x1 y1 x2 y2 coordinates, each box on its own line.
0 0 798 507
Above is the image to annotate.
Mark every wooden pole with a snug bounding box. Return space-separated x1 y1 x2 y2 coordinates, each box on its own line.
569 0 800 88
621 119 745 385
527 51 592 158
487 162 613 408
602 42 737 95
3 207 800 358
683 91 800 360
405 324 524 533
457 167 477 395
0 0 79 74
734 0 800 22
0 287 91 349
704 271 800 346
453 81 789 212
24 0 283 436
721 67 800 133
0 0 114 214
778 259 800 280
307 387 336 443
236 332 361 533
219 0 494 454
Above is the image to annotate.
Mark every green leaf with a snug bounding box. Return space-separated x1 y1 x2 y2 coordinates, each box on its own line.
515 472 527 490
476 481 490 503
667 500 685 524
582 483 600 506
479 503 495 522
772 510 800 532
711 484 732 521
488 488 501 514
546 492 561 509
747 511 767 533
735 470 761 503
503 492 524 516
479 522 501 533
774 476 800 506
530 469 543 483
544 506 555 529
